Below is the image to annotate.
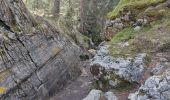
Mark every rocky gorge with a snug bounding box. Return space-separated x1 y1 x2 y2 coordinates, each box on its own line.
0 0 170 100
83 0 170 100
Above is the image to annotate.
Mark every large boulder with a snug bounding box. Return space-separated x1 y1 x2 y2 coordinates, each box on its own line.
104 91 117 100
128 70 170 100
83 89 105 100
0 0 82 99
83 90 117 100
90 42 146 83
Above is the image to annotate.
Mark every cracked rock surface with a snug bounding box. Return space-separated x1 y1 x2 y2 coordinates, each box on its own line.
129 70 170 100
83 89 118 100
0 0 82 99
90 42 146 83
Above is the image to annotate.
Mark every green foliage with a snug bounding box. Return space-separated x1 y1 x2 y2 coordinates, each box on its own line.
109 27 137 57
91 33 102 46
111 28 135 43
108 0 166 19
109 9 170 57
143 54 151 66
114 80 134 92
90 73 135 92
90 80 100 90
109 26 151 57
64 2 75 30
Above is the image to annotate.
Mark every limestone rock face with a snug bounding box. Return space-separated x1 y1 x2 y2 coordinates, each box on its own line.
83 90 117 100
129 70 170 100
104 91 117 100
90 42 146 83
0 0 82 99
83 89 105 100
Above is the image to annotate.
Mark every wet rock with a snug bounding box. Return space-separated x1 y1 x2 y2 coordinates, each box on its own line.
128 70 170 100
90 43 146 84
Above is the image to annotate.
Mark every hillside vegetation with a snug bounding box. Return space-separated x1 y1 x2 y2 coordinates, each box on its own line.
108 0 166 19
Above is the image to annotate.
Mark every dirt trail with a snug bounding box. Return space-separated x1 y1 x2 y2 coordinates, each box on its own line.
50 61 93 100
50 52 170 100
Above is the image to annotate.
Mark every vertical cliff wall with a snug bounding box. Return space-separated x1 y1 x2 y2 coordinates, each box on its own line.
79 0 119 44
0 0 82 99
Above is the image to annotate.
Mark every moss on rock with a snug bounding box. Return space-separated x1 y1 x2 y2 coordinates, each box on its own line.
108 0 166 19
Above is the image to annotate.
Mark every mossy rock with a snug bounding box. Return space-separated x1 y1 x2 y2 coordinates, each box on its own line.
114 80 135 92
108 0 166 19
144 7 166 19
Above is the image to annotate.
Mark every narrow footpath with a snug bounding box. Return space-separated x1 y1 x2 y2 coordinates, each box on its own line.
50 61 93 100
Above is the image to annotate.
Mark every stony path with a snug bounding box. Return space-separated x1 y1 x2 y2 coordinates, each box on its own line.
50 52 170 100
50 61 93 100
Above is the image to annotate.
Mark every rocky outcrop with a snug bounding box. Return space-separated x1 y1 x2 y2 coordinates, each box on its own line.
0 0 82 99
103 0 170 41
129 53 170 100
79 0 120 45
104 12 149 40
104 91 118 100
129 70 170 100
83 89 117 100
83 89 105 100
91 43 146 88
90 42 146 84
